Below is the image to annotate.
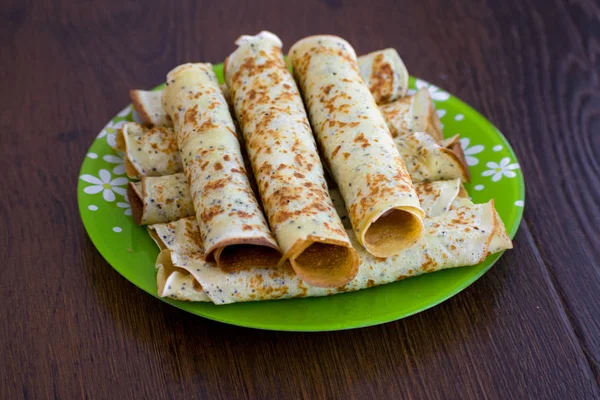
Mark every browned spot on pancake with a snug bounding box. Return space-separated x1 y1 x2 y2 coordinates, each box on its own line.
200 205 223 223
367 279 376 288
204 178 227 191
421 252 438 272
294 153 306 167
293 172 305 179
331 145 341 158
214 162 223 171
353 133 370 148
343 152 350 160
242 224 253 231
236 210 253 218
369 54 394 103
184 219 203 247
223 154 230 161
184 104 198 124
199 119 218 131
322 84 334 95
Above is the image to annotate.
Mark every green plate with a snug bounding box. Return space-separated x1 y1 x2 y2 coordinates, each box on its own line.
78 63 524 331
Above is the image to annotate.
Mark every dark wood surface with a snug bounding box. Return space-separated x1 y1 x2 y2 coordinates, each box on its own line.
2 0 599 398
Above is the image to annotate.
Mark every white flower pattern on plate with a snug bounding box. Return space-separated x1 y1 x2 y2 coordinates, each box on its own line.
117 192 132 216
482 158 520 182
459 137 484 166
103 154 126 175
80 169 128 202
415 79 450 102
98 108 132 148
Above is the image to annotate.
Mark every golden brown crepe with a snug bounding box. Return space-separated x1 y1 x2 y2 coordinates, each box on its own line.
128 174 195 225
224 31 358 288
358 48 409 104
115 122 182 179
161 63 281 272
379 88 443 141
396 132 470 182
289 35 425 258
130 90 171 127
152 194 512 304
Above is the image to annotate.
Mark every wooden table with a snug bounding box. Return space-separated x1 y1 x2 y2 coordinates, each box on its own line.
2 0 599 398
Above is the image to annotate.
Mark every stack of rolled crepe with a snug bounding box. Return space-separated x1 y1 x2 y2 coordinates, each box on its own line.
115 31 512 304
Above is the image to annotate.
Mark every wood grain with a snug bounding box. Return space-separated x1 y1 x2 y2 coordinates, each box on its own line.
1 0 599 398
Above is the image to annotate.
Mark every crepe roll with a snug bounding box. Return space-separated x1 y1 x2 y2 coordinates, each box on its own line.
115 122 182 179
130 90 171 127
155 200 511 304
162 63 280 272
396 132 470 182
128 174 194 225
289 35 424 257
378 88 443 141
225 31 358 288
358 48 409 104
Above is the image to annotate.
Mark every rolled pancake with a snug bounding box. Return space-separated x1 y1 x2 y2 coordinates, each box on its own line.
379 88 443 141
131 84 230 126
130 89 171 126
358 48 409 104
162 63 280 271
224 31 358 288
378 87 470 182
115 122 182 178
396 132 470 182
148 217 203 254
289 35 424 257
156 255 210 302
155 200 512 304
128 174 195 225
